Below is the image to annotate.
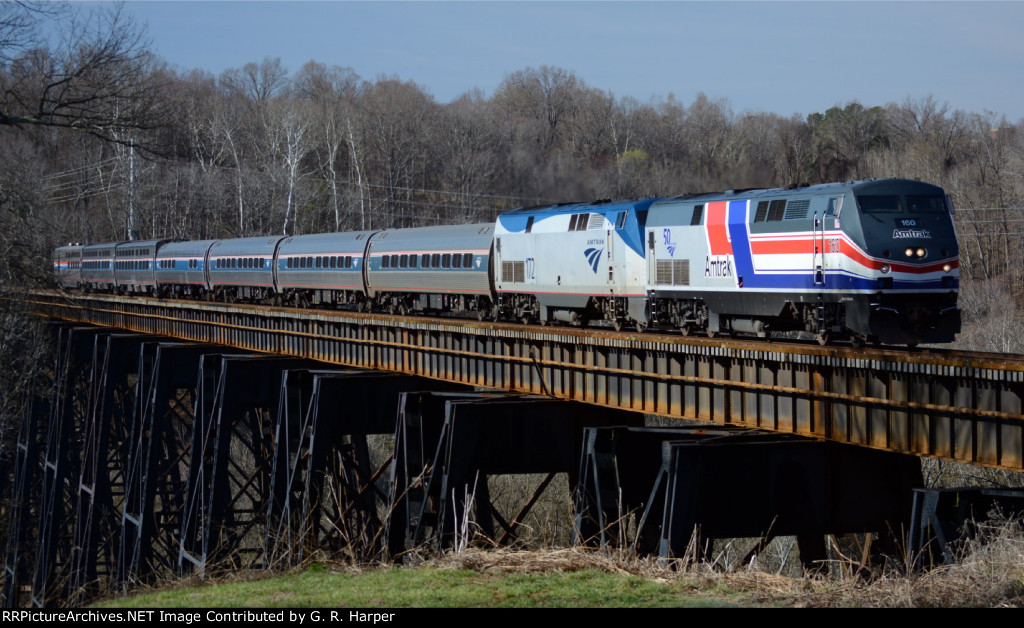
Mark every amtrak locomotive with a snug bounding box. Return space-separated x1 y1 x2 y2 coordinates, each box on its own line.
53 178 961 346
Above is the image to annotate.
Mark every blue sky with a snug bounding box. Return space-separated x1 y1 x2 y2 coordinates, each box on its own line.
110 0 1024 122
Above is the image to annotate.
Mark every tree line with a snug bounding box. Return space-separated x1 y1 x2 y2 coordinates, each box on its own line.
2 2 1023 345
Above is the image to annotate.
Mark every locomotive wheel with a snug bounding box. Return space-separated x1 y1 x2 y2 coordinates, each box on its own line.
680 324 692 336
613 319 623 332
816 332 830 346
635 321 649 333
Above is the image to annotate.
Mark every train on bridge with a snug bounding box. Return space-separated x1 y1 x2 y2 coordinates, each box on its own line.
53 178 960 346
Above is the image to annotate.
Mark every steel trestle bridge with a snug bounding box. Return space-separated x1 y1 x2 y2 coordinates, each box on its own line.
4 289 1024 607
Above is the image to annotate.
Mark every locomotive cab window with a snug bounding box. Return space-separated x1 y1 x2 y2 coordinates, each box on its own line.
857 195 903 213
906 195 946 213
825 197 840 216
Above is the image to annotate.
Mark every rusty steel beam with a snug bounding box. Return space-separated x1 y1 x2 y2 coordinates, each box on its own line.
23 291 1024 472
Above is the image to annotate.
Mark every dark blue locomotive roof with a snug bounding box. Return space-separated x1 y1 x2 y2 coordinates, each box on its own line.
655 178 944 205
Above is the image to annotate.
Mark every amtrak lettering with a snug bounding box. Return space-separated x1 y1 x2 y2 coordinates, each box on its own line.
892 229 932 239
705 255 733 278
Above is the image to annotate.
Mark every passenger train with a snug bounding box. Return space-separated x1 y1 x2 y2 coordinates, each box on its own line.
53 178 961 346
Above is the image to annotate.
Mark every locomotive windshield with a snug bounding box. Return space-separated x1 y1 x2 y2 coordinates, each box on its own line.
857 194 947 214
905 195 947 213
856 195 902 213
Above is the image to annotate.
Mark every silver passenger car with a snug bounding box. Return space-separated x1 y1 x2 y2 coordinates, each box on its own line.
155 239 219 296
113 239 174 295
275 231 377 307
364 223 494 315
81 242 120 291
53 244 83 289
208 236 284 301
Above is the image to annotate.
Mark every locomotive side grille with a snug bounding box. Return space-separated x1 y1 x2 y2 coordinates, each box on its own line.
673 259 690 286
784 199 810 220
502 261 526 283
767 199 787 221
755 201 770 222
656 259 690 285
656 260 672 285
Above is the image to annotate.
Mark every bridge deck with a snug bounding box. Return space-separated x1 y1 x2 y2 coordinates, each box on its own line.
22 290 1024 472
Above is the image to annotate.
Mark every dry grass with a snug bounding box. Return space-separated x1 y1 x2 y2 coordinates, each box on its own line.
420 513 1024 608
88 513 1024 608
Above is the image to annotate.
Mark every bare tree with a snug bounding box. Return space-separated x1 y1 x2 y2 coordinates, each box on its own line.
219 56 288 109
494 66 582 155
294 61 365 231
267 98 312 236
359 77 437 227
0 1 165 150
0 0 57 65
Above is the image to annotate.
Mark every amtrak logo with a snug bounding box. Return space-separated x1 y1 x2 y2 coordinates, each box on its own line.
663 228 676 257
584 247 604 273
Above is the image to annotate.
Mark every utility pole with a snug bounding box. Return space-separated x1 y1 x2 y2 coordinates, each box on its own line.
127 141 138 241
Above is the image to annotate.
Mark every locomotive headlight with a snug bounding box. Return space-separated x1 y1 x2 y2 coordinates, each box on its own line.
916 248 926 258
943 263 952 273
880 264 891 274
905 248 914 257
